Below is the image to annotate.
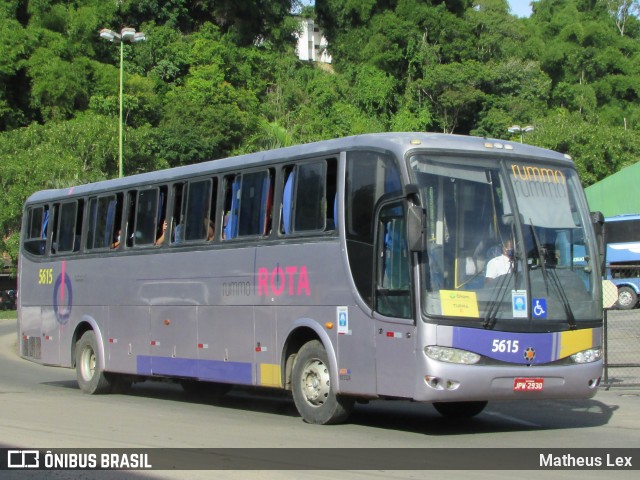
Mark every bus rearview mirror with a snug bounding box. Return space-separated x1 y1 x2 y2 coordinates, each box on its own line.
407 204 424 252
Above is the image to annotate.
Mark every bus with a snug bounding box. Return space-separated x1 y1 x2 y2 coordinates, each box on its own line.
18 133 604 424
604 214 640 310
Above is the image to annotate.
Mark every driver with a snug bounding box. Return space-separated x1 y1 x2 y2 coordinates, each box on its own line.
485 239 514 281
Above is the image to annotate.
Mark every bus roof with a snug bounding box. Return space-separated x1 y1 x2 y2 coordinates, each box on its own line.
25 132 574 204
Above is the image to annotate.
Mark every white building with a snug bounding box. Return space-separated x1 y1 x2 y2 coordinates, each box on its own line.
296 19 332 64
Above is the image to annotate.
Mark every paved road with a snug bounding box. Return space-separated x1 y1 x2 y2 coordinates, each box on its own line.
0 317 638 479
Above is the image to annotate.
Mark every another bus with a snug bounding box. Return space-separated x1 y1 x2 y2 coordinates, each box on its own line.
604 214 640 310
18 133 604 424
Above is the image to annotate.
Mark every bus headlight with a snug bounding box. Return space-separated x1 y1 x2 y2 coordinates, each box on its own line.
424 346 481 364
570 348 602 364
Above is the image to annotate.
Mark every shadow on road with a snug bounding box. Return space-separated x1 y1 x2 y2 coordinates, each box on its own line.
40 377 618 435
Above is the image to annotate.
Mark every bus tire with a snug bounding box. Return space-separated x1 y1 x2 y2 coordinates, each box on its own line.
433 401 487 418
75 331 112 394
616 286 638 310
291 340 354 425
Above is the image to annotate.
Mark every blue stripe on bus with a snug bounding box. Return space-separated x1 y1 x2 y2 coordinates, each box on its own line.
136 356 253 384
452 328 555 364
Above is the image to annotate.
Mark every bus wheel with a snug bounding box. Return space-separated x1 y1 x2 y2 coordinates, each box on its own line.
433 401 487 418
291 340 354 424
617 287 638 310
75 331 112 394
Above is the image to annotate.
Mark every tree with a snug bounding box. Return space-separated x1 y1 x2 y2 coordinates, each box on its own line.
604 0 640 36
417 60 487 133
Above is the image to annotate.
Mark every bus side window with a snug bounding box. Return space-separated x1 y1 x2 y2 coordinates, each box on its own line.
171 183 184 244
222 174 241 240
281 166 295 235
131 186 168 246
326 158 338 230
125 191 137 248
134 188 158 246
184 178 214 242
110 193 123 250
280 159 336 235
55 201 80 254
238 169 273 237
87 195 120 251
294 161 325 232
375 202 411 318
209 177 218 241
23 205 49 256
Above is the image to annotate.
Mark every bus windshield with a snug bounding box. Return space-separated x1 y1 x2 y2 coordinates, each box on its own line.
410 155 600 330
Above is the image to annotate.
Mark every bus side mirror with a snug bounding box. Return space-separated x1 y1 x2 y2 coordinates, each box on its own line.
407 204 424 252
591 211 605 273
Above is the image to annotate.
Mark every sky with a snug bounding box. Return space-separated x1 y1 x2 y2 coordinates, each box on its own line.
508 0 533 18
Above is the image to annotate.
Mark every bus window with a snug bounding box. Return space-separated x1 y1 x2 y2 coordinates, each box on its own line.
125 191 137 248
375 202 411 318
54 200 83 254
326 158 338 230
183 178 217 242
134 187 167 246
87 195 121 250
223 170 273 239
208 178 218 241
281 160 336 235
222 174 241 240
171 183 184 244
238 170 273 237
23 205 49 256
294 162 324 231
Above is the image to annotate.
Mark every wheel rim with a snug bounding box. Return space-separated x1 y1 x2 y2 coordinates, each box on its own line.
300 358 330 407
80 346 96 382
619 291 633 306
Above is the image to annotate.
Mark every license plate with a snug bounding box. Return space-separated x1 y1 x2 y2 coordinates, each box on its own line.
514 378 544 391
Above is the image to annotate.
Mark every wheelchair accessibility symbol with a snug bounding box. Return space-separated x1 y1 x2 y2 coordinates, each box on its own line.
532 298 547 319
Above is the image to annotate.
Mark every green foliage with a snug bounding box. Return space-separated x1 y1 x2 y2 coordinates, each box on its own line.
533 109 640 186
2 0 640 271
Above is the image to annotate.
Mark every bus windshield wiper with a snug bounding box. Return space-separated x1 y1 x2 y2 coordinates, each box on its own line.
483 244 518 330
482 270 513 329
529 221 576 329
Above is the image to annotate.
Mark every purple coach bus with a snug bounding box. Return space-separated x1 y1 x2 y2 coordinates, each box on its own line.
18 133 603 424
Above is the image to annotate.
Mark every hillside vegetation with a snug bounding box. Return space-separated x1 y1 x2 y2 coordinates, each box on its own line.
2 0 640 268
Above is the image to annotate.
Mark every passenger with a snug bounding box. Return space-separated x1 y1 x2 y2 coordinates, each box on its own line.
205 218 214 241
155 220 168 246
485 239 514 281
111 229 121 249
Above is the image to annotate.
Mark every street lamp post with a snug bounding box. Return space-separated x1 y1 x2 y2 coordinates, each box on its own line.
507 125 534 143
99 27 146 178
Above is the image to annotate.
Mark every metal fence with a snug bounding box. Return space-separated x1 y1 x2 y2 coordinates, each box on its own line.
602 265 640 387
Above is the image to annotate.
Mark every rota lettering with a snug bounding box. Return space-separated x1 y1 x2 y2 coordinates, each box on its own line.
258 266 310 296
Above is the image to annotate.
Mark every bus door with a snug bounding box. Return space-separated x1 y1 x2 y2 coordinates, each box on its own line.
373 200 417 397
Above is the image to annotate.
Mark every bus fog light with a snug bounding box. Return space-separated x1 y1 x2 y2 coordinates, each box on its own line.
424 376 460 391
571 348 602 364
425 376 441 389
424 346 480 364
445 380 460 390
